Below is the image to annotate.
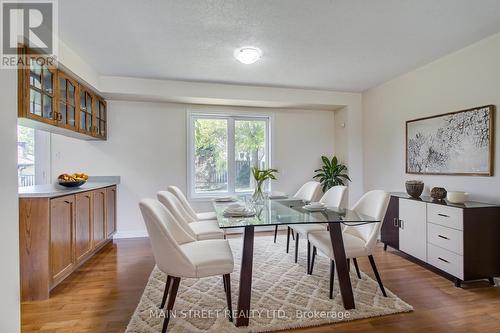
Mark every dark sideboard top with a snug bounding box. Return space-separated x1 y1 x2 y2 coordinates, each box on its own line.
390 192 500 209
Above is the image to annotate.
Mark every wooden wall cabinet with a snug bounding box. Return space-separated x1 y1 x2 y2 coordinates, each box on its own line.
18 46 107 141
20 185 117 301
21 55 57 125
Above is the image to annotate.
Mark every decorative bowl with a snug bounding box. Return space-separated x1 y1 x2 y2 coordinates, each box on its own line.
405 180 424 198
431 187 447 201
58 180 86 188
447 191 469 204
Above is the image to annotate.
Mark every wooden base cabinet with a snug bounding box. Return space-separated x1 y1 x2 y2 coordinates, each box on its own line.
20 185 117 301
50 196 76 285
93 189 107 248
106 187 117 238
75 192 93 263
382 194 500 286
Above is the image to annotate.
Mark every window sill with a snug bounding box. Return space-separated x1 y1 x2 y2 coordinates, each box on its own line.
189 191 253 202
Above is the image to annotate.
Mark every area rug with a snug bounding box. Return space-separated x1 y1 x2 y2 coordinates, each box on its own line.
125 236 413 332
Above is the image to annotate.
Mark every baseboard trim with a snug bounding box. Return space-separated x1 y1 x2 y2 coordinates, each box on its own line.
113 230 149 239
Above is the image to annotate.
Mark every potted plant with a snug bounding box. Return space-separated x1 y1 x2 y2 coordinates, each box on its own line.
313 156 351 192
251 167 278 203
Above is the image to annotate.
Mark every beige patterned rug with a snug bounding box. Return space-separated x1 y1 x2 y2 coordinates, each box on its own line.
126 236 412 332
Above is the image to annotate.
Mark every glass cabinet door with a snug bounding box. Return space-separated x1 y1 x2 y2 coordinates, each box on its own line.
28 58 55 122
95 99 107 138
79 88 94 134
57 74 77 129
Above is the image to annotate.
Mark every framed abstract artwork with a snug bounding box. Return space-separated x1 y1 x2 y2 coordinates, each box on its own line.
406 105 495 176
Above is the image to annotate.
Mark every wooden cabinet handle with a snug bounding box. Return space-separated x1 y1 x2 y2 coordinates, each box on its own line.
64 200 72 204
85 195 91 199
438 235 449 240
438 257 449 263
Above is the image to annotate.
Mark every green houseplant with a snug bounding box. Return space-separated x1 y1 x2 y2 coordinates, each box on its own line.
251 167 278 203
313 156 351 192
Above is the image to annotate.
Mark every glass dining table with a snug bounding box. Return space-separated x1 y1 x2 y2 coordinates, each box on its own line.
213 197 380 327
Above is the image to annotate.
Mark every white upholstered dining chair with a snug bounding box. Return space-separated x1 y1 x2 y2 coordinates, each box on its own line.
273 181 322 243
157 191 224 240
139 199 234 332
167 185 217 221
288 186 347 271
308 190 390 299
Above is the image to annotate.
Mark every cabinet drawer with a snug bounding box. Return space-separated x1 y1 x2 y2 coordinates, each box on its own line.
427 223 463 255
427 204 463 230
427 243 463 279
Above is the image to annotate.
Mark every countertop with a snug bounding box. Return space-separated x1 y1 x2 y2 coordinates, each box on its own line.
390 192 500 209
19 176 120 199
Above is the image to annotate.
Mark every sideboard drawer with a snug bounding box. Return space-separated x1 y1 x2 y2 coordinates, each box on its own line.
427 243 463 279
427 222 463 255
427 204 463 230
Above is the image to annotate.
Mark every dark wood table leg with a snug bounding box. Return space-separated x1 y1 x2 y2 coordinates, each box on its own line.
329 223 355 309
236 226 255 327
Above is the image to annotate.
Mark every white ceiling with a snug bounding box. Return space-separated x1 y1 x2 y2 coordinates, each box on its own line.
59 0 500 92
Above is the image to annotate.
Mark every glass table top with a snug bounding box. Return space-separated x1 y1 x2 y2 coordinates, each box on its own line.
213 197 380 229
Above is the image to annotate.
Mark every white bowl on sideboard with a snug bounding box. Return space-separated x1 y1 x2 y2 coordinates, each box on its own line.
447 191 469 204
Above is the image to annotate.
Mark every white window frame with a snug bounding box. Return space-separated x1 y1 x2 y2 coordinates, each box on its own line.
187 111 272 200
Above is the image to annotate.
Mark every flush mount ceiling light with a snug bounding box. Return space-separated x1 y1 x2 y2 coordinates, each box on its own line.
234 46 262 64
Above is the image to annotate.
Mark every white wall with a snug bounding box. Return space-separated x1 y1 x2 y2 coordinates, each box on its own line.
51 101 336 237
98 76 365 204
0 70 21 332
363 32 500 203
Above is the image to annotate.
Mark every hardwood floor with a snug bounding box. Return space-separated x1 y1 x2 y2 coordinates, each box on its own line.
21 233 500 333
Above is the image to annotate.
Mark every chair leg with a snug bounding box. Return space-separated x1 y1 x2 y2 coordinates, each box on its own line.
291 229 295 240
307 241 311 274
353 258 361 279
368 255 387 297
223 276 226 293
286 227 291 253
162 277 180 333
223 274 233 322
274 225 278 243
309 246 317 275
160 275 172 309
294 233 300 263
329 260 335 299
383 243 388 251
347 258 350 271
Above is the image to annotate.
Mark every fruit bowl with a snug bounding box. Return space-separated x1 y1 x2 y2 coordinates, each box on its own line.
58 180 86 188
57 173 89 188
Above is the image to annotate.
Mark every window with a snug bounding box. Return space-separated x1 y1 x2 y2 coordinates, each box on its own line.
188 113 271 198
18 126 36 187
17 125 51 187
